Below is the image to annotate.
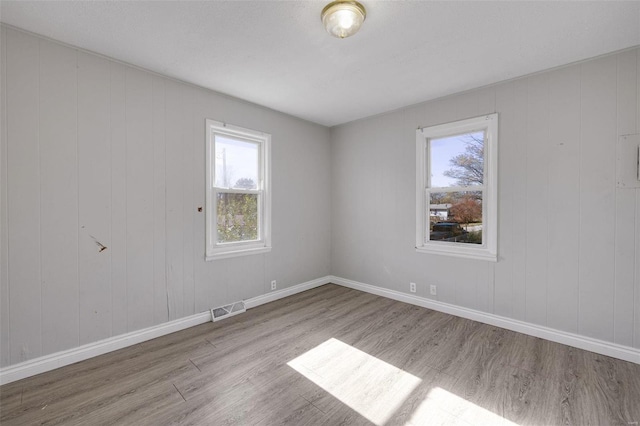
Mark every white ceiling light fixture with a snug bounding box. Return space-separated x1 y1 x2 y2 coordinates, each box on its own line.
321 1 366 39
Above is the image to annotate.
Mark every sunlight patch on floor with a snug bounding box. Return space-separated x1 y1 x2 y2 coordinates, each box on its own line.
287 338 421 426
405 387 519 426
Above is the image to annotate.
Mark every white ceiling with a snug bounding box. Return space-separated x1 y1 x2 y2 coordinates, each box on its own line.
1 1 639 127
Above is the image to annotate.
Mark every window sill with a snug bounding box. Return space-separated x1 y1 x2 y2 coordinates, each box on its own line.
206 246 271 261
416 245 497 262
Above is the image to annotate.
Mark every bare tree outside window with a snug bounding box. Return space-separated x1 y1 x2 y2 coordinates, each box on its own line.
444 134 484 187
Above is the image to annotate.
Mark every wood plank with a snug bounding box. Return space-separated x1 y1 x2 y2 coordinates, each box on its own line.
181 85 195 317
125 67 155 331
1 285 639 425
636 47 640 350
78 51 113 345
546 64 581 334
493 82 516 318
152 76 167 324
39 39 79 355
110 61 128 337
636 190 640 349
614 49 638 347
510 79 529 322
477 87 496 115
524 73 549 327
617 49 638 137
0 26 9 368
164 80 185 320
6 28 42 363
579 55 617 342
192 90 210 313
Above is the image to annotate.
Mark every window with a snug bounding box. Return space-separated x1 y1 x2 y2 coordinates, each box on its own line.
416 113 498 261
206 120 271 260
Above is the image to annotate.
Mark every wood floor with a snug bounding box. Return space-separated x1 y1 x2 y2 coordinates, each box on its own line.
1 284 639 425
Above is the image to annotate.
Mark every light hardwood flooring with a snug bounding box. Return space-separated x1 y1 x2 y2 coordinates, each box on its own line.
1 284 639 425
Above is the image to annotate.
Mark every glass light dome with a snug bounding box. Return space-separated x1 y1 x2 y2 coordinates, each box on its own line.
321 1 366 39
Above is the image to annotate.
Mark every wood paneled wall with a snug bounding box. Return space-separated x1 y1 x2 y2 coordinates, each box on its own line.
331 47 640 349
0 27 332 367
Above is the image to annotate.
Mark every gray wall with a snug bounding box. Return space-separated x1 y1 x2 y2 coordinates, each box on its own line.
0 27 332 367
331 47 640 349
2 23 639 371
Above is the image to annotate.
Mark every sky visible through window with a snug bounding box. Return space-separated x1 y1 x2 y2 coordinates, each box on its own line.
430 131 483 188
214 135 259 188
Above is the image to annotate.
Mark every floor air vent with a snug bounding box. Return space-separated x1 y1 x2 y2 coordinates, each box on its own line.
211 301 246 322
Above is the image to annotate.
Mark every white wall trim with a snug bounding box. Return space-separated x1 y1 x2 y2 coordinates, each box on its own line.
0 312 211 385
330 276 640 365
245 276 331 309
0 275 332 385
3 273 636 385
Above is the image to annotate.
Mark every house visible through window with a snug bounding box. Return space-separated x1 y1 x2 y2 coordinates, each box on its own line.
206 120 271 260
416 114 497 261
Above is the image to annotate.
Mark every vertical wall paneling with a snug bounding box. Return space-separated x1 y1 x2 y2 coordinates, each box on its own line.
125 68 155 332
109 62 128 336
3 25 639 368
226 257 246 303
524 74 549 326
331 48 639 351
379 115 403 292
579 56 617 341
546 65 581 334
164 81 185 320
6 29 42 363
510 79 529 322
192 91 215 313
78 51 113 344
614 50 637 346
635 50 640 349
636 190 640 349
0 26 9 367
493 82 515 318
182 87 195 317
39 40 79 354
617 50 638 137
477 88 496 314
1 27 333 366
152 76 167 324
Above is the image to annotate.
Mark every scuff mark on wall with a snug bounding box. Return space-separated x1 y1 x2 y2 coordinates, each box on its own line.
88 235 107 252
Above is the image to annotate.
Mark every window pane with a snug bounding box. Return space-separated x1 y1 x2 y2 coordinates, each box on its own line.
430 131 484 187
217 192 259 243
429 191 482 245
215 136 259 189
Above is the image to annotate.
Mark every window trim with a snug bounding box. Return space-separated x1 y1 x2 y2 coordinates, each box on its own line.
205 119 271 261
415 113 498 262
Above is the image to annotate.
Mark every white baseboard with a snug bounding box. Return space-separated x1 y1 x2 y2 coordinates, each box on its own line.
3 274 636 385
330 275 640 365
0 312 211 386
0 275 332 385
245 276 331 309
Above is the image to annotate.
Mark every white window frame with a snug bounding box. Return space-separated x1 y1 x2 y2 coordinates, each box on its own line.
206 119 271 260
415 113 498 262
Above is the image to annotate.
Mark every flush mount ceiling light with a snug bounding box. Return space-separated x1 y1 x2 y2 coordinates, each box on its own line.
321 1 367 39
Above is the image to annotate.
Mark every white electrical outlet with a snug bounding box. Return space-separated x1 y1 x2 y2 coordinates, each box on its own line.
271 280 277 291
409 282 416 293
430 284 437 296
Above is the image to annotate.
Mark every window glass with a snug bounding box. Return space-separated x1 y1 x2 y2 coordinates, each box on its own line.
214 136 259 189
430 131 484 187
416 113 497 261
429 191 482 245
206 120 271 260
217 193 259 243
